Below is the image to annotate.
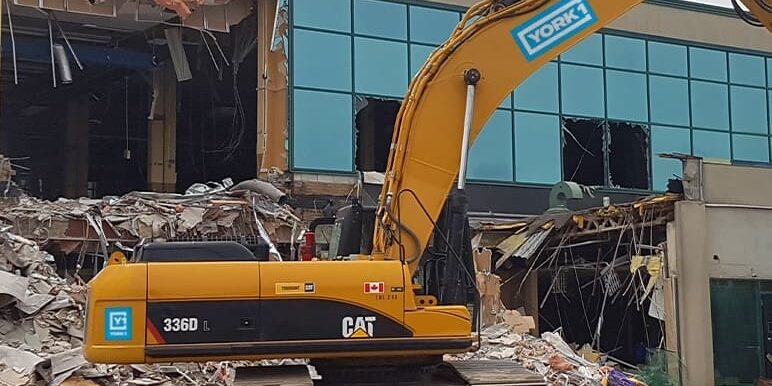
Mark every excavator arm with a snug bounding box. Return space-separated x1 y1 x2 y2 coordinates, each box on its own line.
373 0 646 276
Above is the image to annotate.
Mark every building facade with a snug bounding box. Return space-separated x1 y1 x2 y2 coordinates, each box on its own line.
270 0 772 218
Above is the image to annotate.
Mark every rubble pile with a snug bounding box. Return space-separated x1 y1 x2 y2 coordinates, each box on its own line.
448 323 644 386
0 179 302 261
0 230 303 386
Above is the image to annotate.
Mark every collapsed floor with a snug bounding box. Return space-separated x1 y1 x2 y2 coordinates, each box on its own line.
472 194 680 384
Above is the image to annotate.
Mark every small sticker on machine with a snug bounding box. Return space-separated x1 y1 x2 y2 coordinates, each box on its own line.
511 0 597 61
364 282 385 294
105 307 132 341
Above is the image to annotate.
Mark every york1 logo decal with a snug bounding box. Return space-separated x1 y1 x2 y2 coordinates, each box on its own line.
105 307 132 341
342 316 376 338
512 0 597 62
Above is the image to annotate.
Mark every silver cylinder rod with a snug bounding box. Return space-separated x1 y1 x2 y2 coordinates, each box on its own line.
457 68 481 191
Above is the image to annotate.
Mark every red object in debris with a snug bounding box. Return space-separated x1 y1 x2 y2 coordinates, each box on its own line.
300 232 315 261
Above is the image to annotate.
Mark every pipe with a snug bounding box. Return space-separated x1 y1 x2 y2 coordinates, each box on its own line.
53 43 72 84
5 0 17 85
48 18 56 88
457 68 481 190
229 179 287 205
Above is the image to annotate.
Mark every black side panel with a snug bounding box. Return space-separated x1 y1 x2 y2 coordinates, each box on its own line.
139 242 258 262
147 299 412 345
147 301 261 344
260 299 411 340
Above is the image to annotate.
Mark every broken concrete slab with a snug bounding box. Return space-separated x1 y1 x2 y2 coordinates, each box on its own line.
0 271 29 305
15 292 55 315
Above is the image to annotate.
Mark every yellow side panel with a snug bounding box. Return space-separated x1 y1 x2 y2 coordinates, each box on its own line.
405 306 471 337
83 264 148 363
147 262 260 300
259 260 406 324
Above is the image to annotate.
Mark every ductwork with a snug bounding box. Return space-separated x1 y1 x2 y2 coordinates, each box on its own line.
229 179 287 206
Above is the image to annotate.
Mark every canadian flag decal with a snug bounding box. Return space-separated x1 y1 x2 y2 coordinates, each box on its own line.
364 282 385 294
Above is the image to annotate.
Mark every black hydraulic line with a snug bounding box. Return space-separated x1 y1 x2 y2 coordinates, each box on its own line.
733 0 764 26
754 0 772 13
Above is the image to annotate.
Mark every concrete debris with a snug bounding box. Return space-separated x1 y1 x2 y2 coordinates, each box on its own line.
0 229 310 386
0 178 301 261
448 324 644 386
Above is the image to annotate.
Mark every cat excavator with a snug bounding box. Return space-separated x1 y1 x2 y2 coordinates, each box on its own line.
82 0 772 384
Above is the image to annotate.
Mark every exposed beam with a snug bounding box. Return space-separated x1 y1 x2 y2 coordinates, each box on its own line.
147 63 176 193
256 0 287 175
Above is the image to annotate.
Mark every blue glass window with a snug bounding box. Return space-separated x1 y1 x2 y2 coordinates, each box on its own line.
293 0 350 32
409 6 458 45
651 126 691 191
293 90 353 171
515 62 558 113
514 112 561 184
354 0 407 40
561 64 604 117
767 58 772 86
730 86 768 134
693 130 730 160
733 134 770 163
729 53 765 87
410 44 435 79
500 94 513 110
606 70 648 122
650 76 689 126
467 110 514 182
560 33 602 66
691 81 729 131
605 35 646 72
648 41 687 77
355 37 408 97
690 47 727 82
293 30 352 92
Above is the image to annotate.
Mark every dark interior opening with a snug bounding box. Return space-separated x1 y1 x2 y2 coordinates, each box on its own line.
562 118 605 186
355 97 400 172
608 121 650 190
0 16 257 199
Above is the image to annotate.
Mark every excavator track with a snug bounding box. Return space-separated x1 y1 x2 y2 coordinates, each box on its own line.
233 360 547 386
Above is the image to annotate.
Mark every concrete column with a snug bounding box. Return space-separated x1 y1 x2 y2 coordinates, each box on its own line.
256 0 288 174
63 94 90 198
147 64 177 193
672 201 713 386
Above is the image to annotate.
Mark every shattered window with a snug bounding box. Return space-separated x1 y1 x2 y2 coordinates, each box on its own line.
562 119 651 190
608 122 650 190
562 118 605 186
355 96 400 172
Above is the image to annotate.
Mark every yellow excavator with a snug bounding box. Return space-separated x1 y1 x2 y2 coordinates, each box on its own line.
82 0 772 384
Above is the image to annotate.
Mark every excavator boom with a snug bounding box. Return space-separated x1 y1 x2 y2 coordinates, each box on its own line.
372 0 646 275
